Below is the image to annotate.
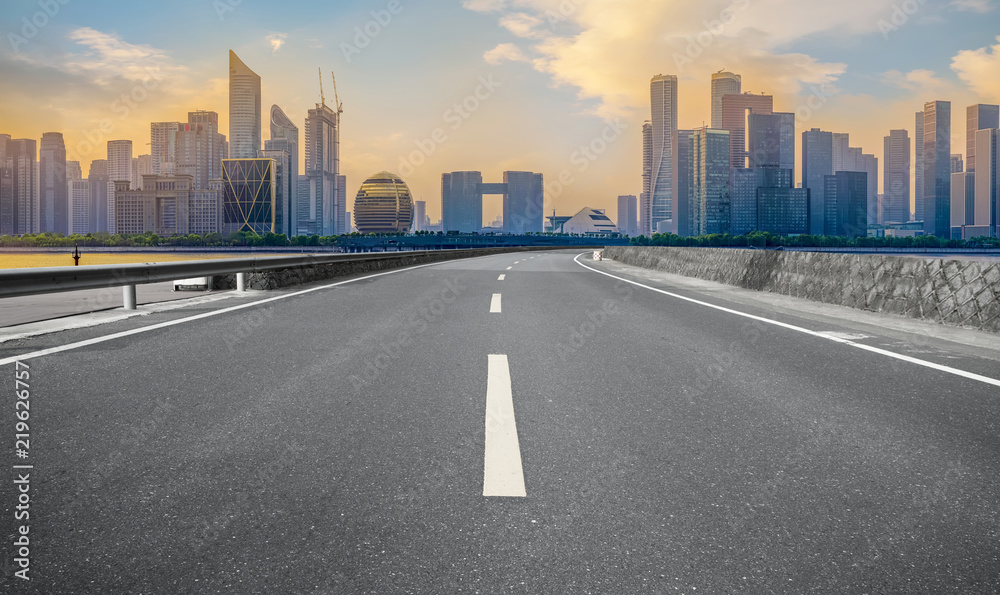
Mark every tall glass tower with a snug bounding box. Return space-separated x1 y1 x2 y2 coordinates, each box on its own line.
649 74 678 233
923 101 951 238
710 71 741 130
229 50 261 160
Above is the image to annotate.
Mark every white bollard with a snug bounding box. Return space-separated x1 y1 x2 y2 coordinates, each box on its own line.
593 251 603 261
123 285 137 310
237 272 247 292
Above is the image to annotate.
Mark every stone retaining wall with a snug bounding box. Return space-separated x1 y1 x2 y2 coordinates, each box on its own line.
211 247 552 291
603 246 1000 334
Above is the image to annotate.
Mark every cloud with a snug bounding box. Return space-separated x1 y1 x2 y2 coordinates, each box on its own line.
951 36 1000 98
266 33 287 53
62 27 187 85
484 43 530 65
498 12 546 38
462 0 894 119
950 0 995 12
881 69 952 95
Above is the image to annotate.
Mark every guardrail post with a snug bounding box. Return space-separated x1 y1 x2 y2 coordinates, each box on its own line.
123 285 137 310
237 272 247 292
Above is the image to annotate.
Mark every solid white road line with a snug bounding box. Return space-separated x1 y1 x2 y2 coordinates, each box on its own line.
490 293 502 313
498 274 506 281
483 354 526 497
573 253 1000 388
0 260 448 368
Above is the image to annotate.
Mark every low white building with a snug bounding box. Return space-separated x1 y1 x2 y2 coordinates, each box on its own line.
560 207 619 235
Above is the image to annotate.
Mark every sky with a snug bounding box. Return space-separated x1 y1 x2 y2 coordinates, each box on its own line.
1 0 999 226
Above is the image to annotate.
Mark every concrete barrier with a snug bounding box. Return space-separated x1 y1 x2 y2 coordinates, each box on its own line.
210 247 562 291
603 246 1000 334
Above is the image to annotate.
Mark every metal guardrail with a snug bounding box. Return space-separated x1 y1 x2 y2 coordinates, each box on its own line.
0 247 593 309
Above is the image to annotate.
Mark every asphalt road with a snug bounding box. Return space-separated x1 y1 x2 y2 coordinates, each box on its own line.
2 250 1000 594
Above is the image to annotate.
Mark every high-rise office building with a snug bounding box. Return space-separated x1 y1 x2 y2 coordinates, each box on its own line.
151 122 179 175
861 153 878 229
974 128 999 235
616 195 638 236
951 154 964 173
832 132 851 173
337 174 347 234
222 158 275 235
229 50 262 159
258 147 291 237
802 128 833 235
824 171 868 237
107 139 133 234
115 174 221 236
649 74 678 232
883 130 910 224
175 111 227 190
414 200 427 232
0 136 36 235
721 93 773 168
914 111 924 221
87 159 110 233
66 161 82 183
951 172 976 236
70 179 90 234
269 104 299 232
303 103 339 236
502 171 544 234
39 132 67 233
691 128 731 236
967 104 999 173
747 112 794 170
441 171 483 233
711 72 741 130
923 101 951 238
131 154 153 190
640 121 652 235
674 129 694 236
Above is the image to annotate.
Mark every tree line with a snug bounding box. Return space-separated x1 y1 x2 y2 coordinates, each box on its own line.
629 231 1000 249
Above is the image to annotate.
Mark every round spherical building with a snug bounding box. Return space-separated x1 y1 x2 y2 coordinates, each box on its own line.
353 171 414 233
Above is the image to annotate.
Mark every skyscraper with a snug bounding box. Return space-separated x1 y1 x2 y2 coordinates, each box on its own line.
617 195 638 236
269 104 299 232
222 158 275 235
39 132 67 233
258 147 291 237
951 154 964 174
914 111 924 221
151 121 179 175
802 128 832 235
882 130 910 224
967 104 999 173
729 168 758 236
832 132 851 173
691 128 731 235
721 93 773 168
441 171 483 233
303 103 339 236
132 154 153 190
0 137 36 235
649 74 678 232
87 159 109 233
176 111 227 190
974 128 998 234
824 171 868 237
710 71 741 129
414 200 426 232
923 101 951 238
674 129 694 236
951 171 976 236
747 112 795 170
502 171 544 234
640 120 652 235
861 153 878 228
229 50 262 159
69 179 90 234
107 140 133 233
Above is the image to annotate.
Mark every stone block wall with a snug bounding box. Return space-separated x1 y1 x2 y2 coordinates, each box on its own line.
603 246 1000 334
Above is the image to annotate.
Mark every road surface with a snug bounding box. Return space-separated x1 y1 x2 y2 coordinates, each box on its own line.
2 249 999 593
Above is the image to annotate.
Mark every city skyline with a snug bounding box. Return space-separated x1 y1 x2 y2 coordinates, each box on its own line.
1 0 1000 226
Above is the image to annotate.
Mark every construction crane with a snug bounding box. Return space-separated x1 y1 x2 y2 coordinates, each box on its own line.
331 71 343 115
317 67 325 106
